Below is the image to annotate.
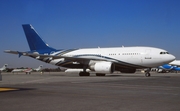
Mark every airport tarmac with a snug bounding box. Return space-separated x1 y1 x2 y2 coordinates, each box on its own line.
0 72 180 111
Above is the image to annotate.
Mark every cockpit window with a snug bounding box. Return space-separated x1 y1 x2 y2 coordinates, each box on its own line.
160 52 169 54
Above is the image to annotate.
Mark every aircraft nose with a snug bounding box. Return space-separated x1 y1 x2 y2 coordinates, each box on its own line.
171 54 176 61
166 54 176 63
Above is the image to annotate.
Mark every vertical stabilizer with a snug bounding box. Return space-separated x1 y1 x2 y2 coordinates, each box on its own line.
22 24 56 52
34 65 43 71
0 64 8 71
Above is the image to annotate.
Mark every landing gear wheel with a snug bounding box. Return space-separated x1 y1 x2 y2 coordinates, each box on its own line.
145 73 151 77
145 68 151 77
96 73 106 76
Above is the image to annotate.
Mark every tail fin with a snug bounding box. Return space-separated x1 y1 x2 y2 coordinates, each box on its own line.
37 65 43 70
3 64 8 69
0 64 8 71
34 65 43 71
22 24 56 52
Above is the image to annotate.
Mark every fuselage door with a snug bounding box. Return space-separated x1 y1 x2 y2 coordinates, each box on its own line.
144 49 152 59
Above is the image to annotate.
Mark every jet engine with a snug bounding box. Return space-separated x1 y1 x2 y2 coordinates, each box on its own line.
89 62 114 73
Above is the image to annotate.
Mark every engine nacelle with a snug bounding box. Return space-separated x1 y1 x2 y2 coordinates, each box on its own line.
89 62 114 73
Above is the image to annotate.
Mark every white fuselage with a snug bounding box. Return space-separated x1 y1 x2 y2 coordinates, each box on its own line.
169 60 180 66
49 46 175 69
11 68 32 73
11 69 25 73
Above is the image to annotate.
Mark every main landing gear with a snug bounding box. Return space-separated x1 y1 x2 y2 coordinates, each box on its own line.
145 68 151 77
79 71 90 76
79 66 90 76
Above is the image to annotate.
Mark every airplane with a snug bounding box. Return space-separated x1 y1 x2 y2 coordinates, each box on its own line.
0 64 8 73
169 60 180 66
11 68 26 74
33 65 43 72
24 65 43 74
157 60 180 73
12 68 32 74
11 65 43 74
4 24 175 77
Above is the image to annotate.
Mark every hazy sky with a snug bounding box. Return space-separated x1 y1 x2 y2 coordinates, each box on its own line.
0 0 180 68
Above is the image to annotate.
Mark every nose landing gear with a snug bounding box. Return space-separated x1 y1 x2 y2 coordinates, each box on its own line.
145 68 151 77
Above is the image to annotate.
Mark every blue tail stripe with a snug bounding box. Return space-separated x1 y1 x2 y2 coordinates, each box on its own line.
22 24 56 52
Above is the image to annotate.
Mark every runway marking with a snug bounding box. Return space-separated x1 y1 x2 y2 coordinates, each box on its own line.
0 88 19 92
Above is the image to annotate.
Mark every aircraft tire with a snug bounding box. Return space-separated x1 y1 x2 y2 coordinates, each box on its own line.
145 73 151 77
